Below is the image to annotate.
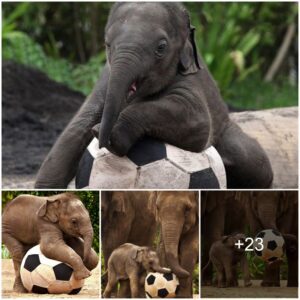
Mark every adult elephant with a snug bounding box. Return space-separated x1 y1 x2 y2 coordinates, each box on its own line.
201 191 246 286
240 191 298 287
35 3 273 189
149 191 199 298
101 191 157 297
101 191 157 268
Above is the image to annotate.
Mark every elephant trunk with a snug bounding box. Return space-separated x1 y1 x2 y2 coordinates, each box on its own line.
161 220 190 278
257 202 277 230
82 227 94 262
153 266 170 274
99 56 141 148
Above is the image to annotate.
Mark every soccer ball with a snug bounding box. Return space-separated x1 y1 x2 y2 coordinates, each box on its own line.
20 245 84 294
254 229 285 263
76 137 226 189
145 272 179 298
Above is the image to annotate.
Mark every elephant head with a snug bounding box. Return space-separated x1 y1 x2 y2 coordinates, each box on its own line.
37 193 94 262
222 233 247 253
249 191 292 230
99 2 200 148
153 191 199 278
132 246 170 274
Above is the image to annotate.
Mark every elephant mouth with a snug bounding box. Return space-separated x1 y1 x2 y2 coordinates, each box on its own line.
127 78 145 102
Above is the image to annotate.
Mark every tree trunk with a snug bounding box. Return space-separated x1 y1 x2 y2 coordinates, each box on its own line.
231 106 298 188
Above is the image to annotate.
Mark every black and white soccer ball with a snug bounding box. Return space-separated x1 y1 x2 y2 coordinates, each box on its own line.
145 272 179 298
20 245 84 294
254 229 285 263
76 137 226 189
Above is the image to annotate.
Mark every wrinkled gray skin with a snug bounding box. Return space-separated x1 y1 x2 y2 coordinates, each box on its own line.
103 243 169 298
202 234 252 288
201 191 246 286
2 193 98 292
101 191 157 297
240 191 298 287
35 3 273 189
151 191 199 298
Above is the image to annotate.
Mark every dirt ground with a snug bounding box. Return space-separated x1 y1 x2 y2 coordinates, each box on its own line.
2 259 99 298
201 280 298 298
2 61 84 189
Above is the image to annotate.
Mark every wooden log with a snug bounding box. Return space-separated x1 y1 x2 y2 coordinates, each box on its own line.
230 107 298 188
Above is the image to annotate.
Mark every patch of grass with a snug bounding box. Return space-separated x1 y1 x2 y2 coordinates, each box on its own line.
226 76 298 109
2 245 11 259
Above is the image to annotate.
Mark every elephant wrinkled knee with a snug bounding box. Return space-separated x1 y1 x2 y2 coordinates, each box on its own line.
85 250 99 271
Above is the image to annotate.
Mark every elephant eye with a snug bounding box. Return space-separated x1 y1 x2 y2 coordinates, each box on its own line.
155 39 168 57
71 218 78 225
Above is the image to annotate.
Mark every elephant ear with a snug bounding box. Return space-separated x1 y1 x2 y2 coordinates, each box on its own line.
112 192 127 213
132 247 145 263
37 197 60 223
148 192 159 222
179 25 202 75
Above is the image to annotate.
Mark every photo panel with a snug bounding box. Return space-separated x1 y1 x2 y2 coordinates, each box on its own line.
101 191 199 298
201 190 298 298
1 190 100 298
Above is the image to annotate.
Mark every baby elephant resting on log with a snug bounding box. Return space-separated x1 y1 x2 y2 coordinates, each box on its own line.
2 193 98 292
202 233 252 288
103 243 170 298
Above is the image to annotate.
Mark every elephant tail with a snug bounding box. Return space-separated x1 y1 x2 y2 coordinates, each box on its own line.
201 260 212 275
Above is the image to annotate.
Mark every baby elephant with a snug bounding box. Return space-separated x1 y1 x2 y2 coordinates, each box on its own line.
103 243 169 298
203 233 252 288
2 193 99 292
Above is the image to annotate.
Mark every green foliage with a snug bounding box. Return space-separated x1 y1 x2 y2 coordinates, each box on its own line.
2 191 99 253
2 245 11 259
2 2 298 108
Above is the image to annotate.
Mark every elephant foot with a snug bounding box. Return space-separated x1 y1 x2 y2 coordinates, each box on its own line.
202 279 213 286
13 279 27 293
261 280 280 287
74 267 91 280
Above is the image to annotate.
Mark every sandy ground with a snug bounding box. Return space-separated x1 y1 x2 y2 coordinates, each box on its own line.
201 280 298 298
2 259 99 298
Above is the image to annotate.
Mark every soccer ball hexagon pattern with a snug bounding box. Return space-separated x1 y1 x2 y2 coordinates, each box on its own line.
145 272 179 298
254 229 285 262
76 137 226 189
20 245 84 294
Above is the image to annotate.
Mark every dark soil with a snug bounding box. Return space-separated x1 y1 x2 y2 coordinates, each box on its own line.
2 61 85 187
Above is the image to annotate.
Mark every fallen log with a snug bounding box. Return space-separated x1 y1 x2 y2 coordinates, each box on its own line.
231 107 298 188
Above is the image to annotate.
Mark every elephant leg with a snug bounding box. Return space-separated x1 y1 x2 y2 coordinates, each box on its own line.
224 260 234 287
202 210 225 285
177 229 198 297
261 262 280 287
284 234 298 287
107 95 211 156
215 121 273 188
35 64 110 188
2 234 27 292
118 280 131 298
241 256 252 287
103 271 118 298
128 272 140 298
40 239 90 280
65 237 98 270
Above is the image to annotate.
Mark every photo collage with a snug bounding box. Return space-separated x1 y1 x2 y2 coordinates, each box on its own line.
1 1 298 299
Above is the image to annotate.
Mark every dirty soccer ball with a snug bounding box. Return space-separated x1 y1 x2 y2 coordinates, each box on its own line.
254 229 285 263
76 137 226 189
20 245 84 294
145 272 179 298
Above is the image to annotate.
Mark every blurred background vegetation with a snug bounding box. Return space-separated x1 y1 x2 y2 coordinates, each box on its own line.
2 2 298 109
2 191 99 256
